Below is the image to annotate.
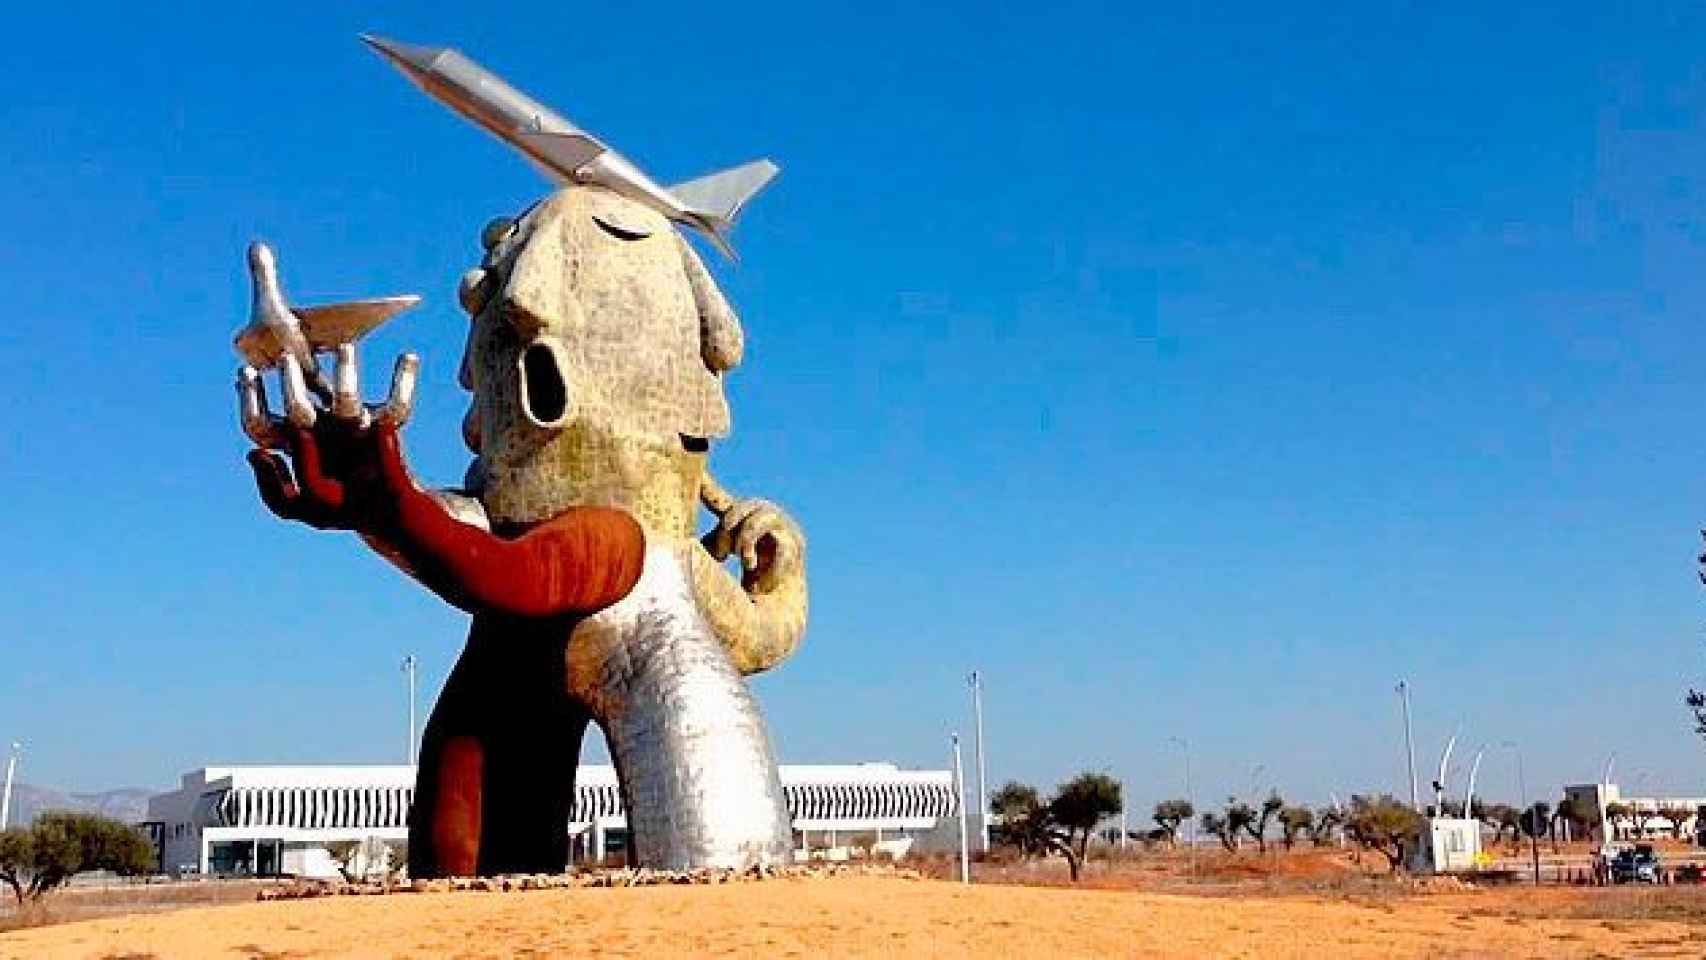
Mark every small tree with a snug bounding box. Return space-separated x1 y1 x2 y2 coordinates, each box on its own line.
1224 799 1256 851
1051 772 1122 864
1626 804 1654 839
1244 791 1284 853
987 779 1086 880
1152 799 1194 846
0 813 155 904
324 841 363 883
1308 806 1343 846
1661 804 1694 839
1343 794 1423 872
1277 806 1314 850
1553 796 1593 842
1521 802 1548 836
1605 802 1630 841
1199 811 1237 852
1473 801 1520 843
384 840 409 884
990 781 1043 854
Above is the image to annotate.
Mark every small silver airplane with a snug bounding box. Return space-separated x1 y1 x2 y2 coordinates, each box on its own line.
361 34 779 260
234 240 420 397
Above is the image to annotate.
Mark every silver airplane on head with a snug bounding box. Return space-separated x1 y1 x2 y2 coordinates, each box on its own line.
360 34 779 260
234 240 420 398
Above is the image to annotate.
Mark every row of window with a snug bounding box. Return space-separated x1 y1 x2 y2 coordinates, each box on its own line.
212 786 413 829
204 778 958 829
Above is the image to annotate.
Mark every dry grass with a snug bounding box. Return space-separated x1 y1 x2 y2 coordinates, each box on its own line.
10 847 1706 957
3 874 1702 959
0 881 279 933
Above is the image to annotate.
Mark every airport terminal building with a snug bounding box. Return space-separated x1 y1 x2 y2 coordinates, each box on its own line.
146 763 963 878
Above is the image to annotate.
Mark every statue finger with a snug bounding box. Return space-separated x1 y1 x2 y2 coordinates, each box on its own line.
703 525 733 562
377 353 420 428
721 499 768 537
246 448 301 520
733 513 783 573
331 343 370 428
768 530 801 581
236 365 283 448
280 353 318 429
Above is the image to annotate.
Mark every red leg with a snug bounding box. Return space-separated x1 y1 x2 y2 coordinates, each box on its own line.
429 736 484 877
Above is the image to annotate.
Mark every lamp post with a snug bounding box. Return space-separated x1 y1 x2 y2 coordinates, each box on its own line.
0 742 19 830
1600 752 1616 845
1396 680 1420 811
402 655 418 766
951 732 970 884
967 671 989 853
1502 740 1538 885
1168 736 1193 870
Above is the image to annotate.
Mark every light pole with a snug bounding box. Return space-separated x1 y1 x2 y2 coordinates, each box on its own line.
1463 745 1487 819
1396 680 1420 811
967 671 989 853
1168 736 1193 869
402 656 419 766
1502 740 1538 885
951 732 970 884
0 742 19 830
1599 752 1616 845
1246 762 1267 803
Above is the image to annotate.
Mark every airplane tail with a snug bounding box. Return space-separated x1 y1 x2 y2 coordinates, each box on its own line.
670 159 780 259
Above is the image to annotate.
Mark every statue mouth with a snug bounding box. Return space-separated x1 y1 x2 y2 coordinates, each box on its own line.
518 337 570 428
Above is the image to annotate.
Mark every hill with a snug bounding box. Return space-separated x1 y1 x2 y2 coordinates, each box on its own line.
5 783 152 826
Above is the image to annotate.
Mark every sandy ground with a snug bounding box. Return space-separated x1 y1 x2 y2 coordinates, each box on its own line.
3 876 1705 959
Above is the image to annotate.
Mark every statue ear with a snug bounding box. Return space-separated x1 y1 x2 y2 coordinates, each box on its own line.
677 232 744 372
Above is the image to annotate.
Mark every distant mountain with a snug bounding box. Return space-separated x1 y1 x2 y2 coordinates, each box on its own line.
5 783 154 826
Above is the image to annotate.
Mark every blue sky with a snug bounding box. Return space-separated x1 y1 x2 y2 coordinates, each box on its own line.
3 2 1706 819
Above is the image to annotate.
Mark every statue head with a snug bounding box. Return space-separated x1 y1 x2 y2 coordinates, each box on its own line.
456 186 746 532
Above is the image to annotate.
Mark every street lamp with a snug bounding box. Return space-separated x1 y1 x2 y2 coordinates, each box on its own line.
1168 736 1193 869
967 671 989 853
950 732 969 884
1501 740 1539 885
1599 752 1616 846
1396 680 1420 811
1 742 21 830
402 655 419 766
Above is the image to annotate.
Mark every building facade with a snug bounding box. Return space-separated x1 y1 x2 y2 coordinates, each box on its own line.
1560 783 1705 841
146 763 962 878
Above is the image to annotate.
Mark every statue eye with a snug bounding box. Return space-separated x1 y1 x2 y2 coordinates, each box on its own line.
593 215 651 241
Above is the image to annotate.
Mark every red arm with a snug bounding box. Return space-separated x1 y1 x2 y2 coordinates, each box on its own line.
247 423 644 618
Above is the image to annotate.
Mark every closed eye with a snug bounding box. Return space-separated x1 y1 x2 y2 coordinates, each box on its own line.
593 215 651 241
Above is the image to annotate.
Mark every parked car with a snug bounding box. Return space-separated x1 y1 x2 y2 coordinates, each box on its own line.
1610 845 1660 884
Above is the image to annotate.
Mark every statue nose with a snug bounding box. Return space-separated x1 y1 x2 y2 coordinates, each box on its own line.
502 294 548 341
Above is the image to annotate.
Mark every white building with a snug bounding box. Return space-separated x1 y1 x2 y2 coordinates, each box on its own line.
1560 783 1705 841
146 763 963 879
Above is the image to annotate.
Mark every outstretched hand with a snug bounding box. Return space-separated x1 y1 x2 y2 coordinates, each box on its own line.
237 343 419 533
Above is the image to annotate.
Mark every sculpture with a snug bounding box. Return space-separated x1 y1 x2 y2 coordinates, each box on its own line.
232 38 806 876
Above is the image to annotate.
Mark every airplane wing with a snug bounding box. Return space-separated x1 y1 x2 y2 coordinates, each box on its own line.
670 159 780 230
234 324 287 368
296 296 421 350
516 129 608 182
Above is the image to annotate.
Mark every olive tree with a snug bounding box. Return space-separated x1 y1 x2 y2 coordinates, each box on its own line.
1245 791 1284 853
1152 799 1194 846
1343 794 1423 872
1277 806 1314 850
1051 772 1123 864
0 812 156 904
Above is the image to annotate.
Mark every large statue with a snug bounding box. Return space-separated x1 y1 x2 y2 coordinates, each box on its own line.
232 37 806 876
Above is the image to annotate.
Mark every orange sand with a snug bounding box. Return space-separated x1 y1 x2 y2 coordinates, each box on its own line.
1 876 1700 959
